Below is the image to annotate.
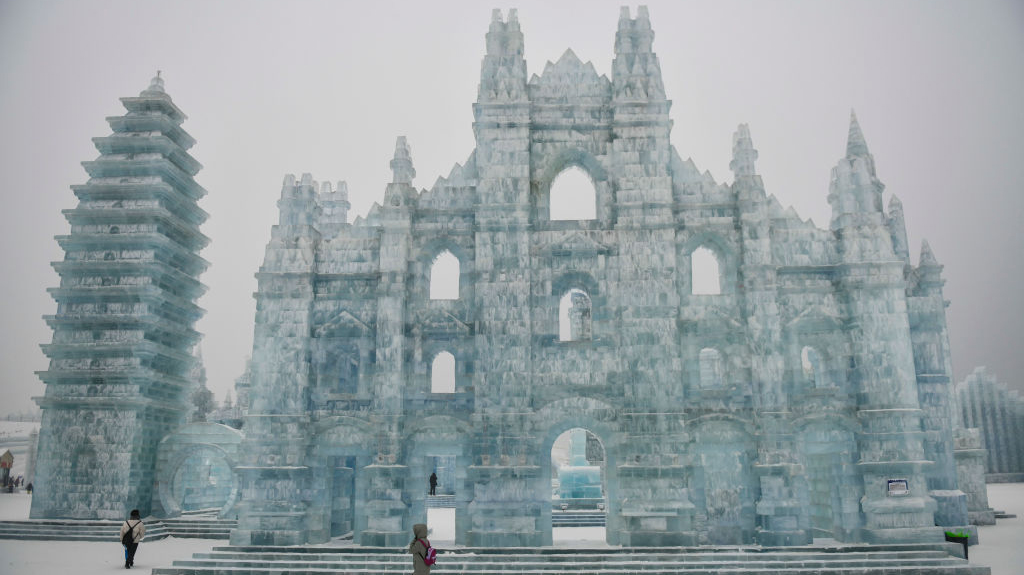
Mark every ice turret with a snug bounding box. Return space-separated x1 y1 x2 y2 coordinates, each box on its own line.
730 124 758 178
277 173 320 227
318 181 350 224
389 136 415 185
828 111 885 232
478 8 527 102
612 6 666 101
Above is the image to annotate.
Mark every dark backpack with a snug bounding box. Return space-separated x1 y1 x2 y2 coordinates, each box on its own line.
121 521 136 546
417 538 437 566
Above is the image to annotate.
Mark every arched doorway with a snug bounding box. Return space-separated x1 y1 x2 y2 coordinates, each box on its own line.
311 420 375 543
550 427 607 544
403 416 471 545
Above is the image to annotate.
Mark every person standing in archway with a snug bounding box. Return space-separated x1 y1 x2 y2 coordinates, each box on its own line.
429 472 438 496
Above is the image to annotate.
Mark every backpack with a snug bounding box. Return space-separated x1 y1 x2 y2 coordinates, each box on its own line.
417 538 437 566
121 521 136 546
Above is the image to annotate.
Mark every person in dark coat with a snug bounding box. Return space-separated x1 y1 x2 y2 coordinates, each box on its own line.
429 472 438 496
119 509 146 569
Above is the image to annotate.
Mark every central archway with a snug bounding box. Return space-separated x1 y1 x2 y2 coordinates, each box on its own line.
536 400 620 546
550 428 607 544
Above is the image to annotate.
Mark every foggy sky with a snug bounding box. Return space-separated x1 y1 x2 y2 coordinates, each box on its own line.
1 0 1022 415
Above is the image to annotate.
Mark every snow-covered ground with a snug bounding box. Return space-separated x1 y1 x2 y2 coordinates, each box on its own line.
0 484 1021 574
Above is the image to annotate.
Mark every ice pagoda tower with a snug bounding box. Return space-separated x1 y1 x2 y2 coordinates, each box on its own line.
33 73 209 519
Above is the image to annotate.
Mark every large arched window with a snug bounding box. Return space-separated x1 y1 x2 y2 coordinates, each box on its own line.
691 246 722 295
549 166 596 221
801 346 826 388
430 250 460 300
431 351 456 394
559 289 592 341
699 348 724 389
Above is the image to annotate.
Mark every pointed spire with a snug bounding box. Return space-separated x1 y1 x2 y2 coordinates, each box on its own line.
846 109 870 158
390 136 415 185
888 194 904 213
730 123 758 178
919 239 939 266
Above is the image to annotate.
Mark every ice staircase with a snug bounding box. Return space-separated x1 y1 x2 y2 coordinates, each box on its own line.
151 543 989 575
551 509 606 527
425 495 455 508
0 515 236 541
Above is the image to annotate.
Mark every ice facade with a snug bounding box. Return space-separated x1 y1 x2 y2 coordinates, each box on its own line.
957 367 1024 482
34 74 209 519
231 7 972 547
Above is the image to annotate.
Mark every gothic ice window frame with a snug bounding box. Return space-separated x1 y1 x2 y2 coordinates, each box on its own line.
559 289 593 342
549 166 597 221
429 250 460 300
431 351 456 394
698 347 724 389
690 246 722 295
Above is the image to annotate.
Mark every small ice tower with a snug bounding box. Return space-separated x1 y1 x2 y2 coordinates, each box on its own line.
556 429 602 503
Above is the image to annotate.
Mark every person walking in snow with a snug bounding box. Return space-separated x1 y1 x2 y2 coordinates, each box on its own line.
429 472 438 496
408 523 432 574
120 509 146 569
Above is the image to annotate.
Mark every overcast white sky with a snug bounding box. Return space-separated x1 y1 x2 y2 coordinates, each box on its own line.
1 0 1022 415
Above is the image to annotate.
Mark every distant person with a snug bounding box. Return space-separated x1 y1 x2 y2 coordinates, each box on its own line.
120 509 146 569
408 523 434 574
429 472 438 496
25 482 32 494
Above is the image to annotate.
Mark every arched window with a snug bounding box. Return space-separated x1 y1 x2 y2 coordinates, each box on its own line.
699 348 723 389
431 351 456 394
430 250 460 300
801 346 826 388
691 246 722 295
549 166 596 221
559 289 592 342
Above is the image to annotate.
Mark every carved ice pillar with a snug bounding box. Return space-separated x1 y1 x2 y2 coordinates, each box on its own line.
467 8 542 547
607 7 695 546
232 174 319 545
358 138 416 547
908 240 969 529
829 113 939 543
731 125 811 545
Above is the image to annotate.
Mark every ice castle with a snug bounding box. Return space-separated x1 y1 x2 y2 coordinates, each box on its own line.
35 6 976 549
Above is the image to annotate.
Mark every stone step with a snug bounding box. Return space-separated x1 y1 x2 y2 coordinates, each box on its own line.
150 544 988 575
0 517 234 540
